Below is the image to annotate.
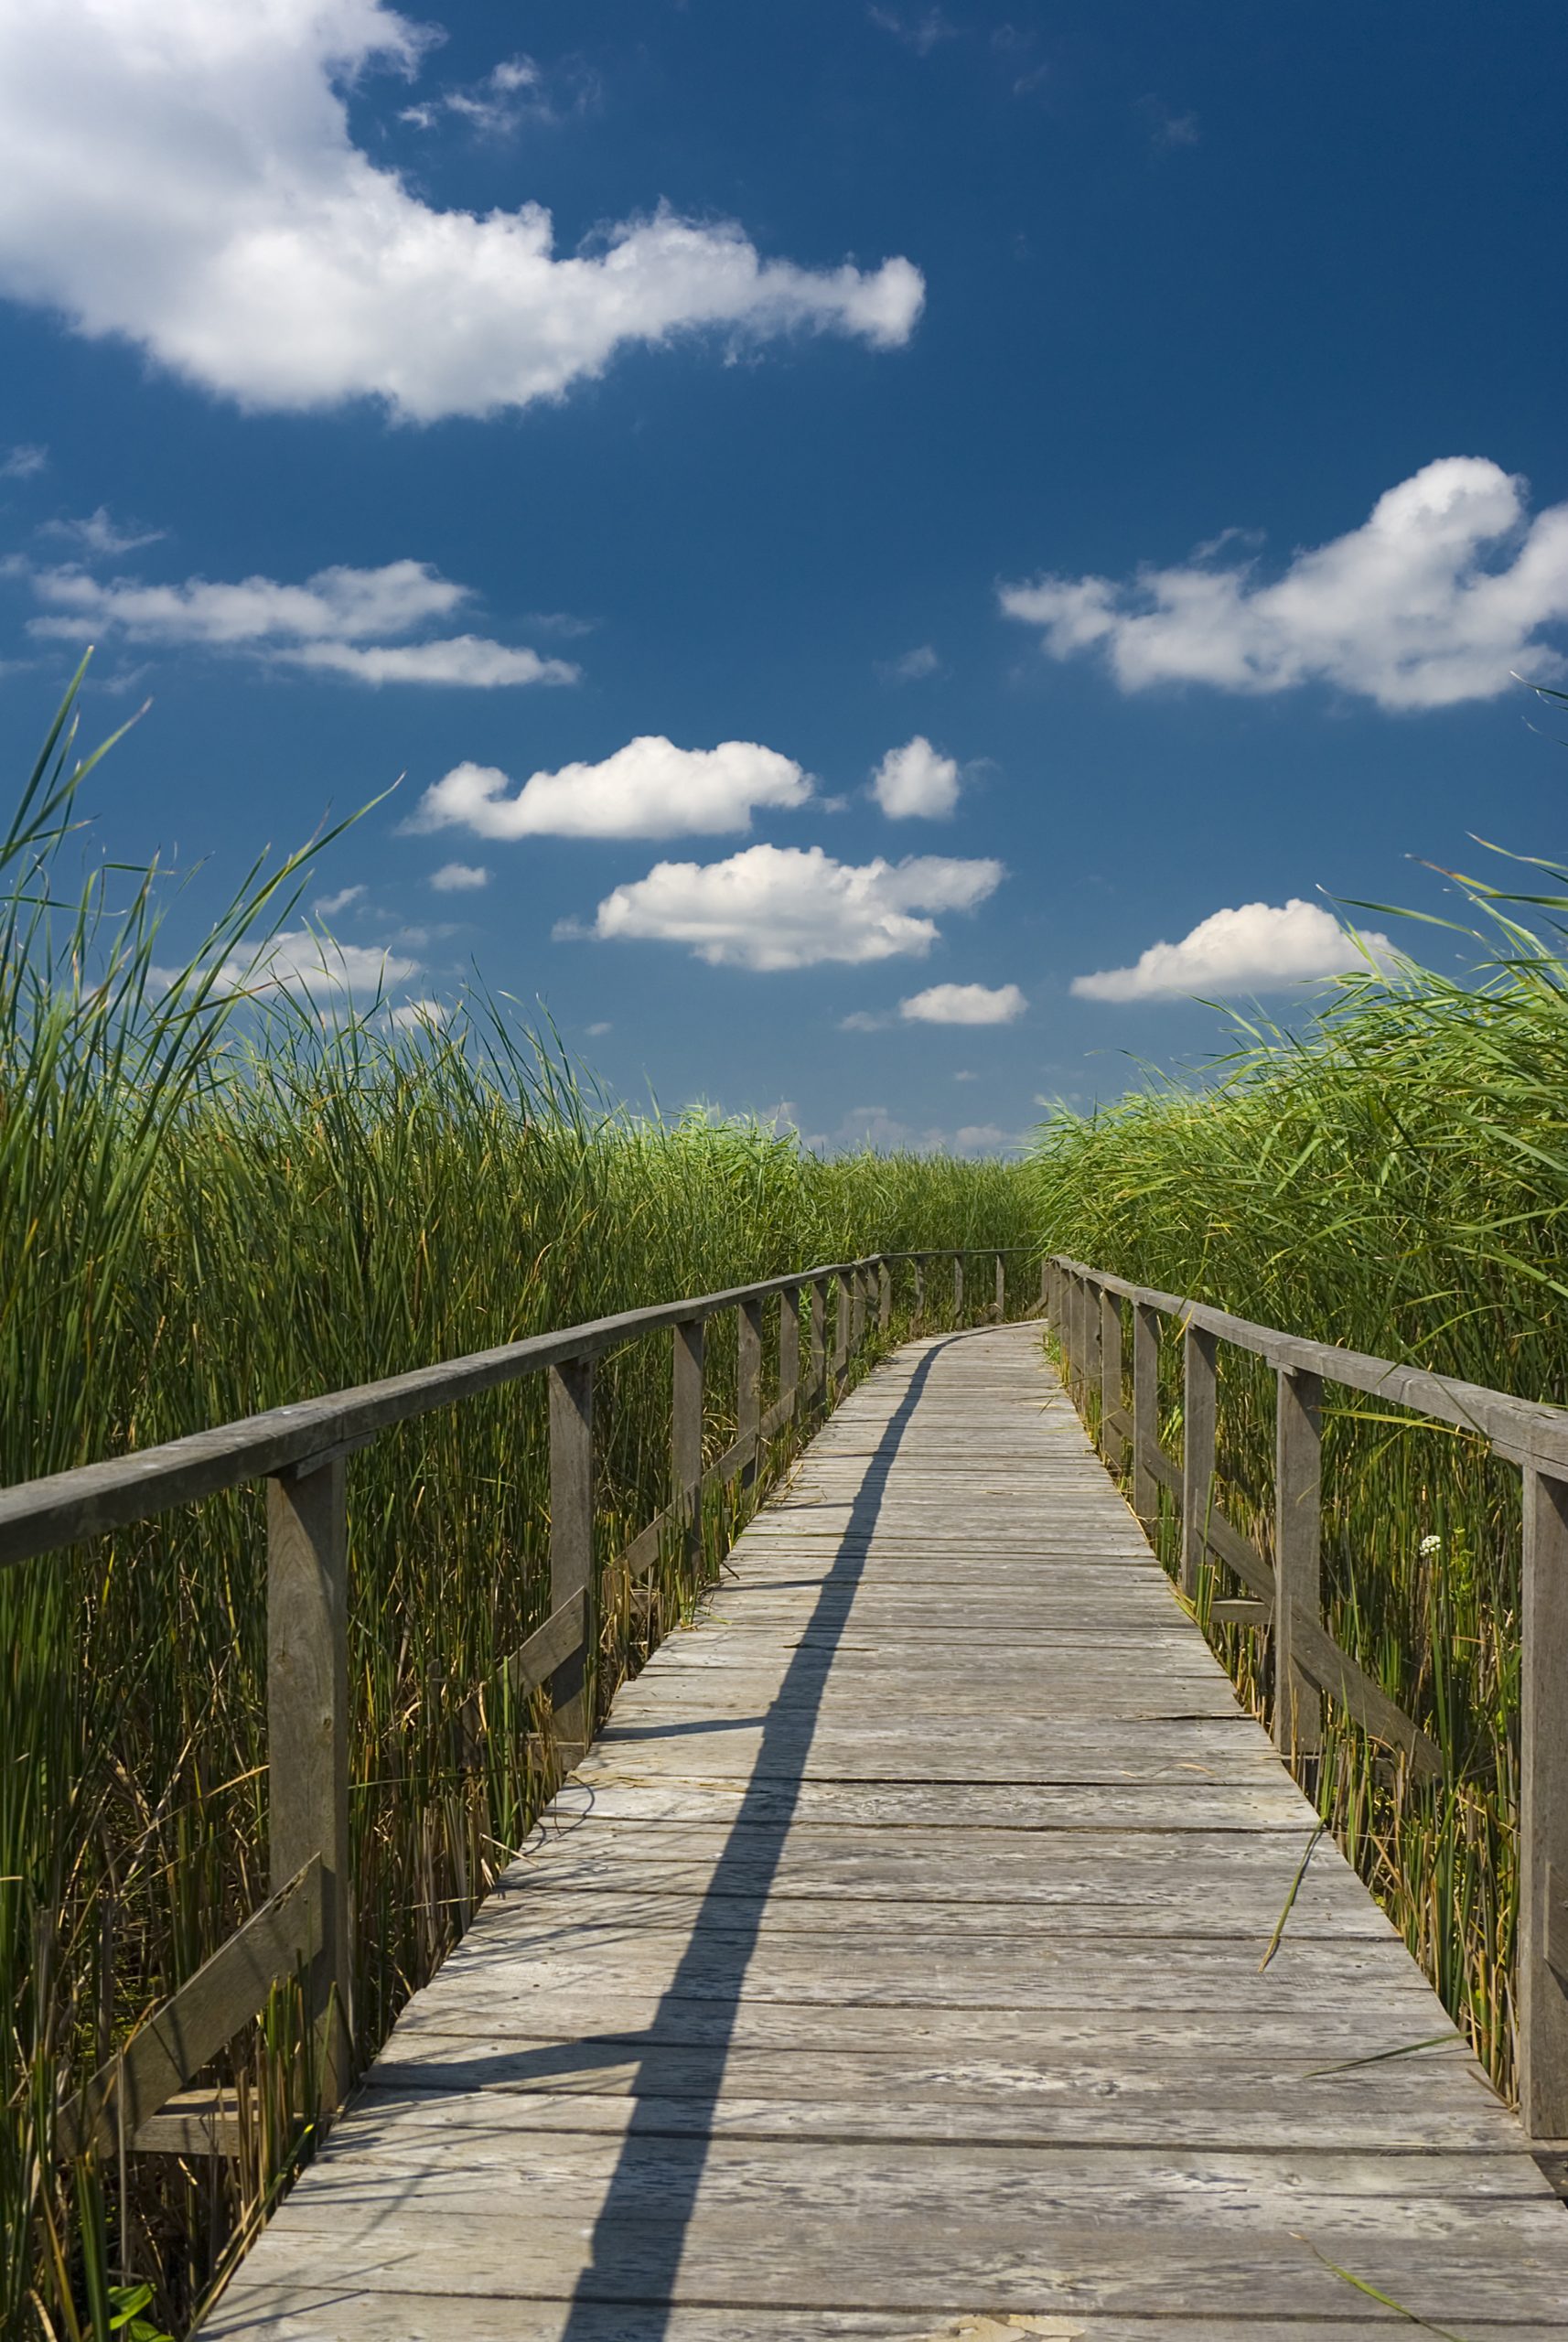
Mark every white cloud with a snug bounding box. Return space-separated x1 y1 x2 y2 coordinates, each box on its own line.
1000 457 1568 711
882 643 940 682
575 843 1004 970
20 554 574 687
292 636 575 686
167 929 420 1004
313 882 366 916
871 735 961 818
389 997 448 1029
39 507 164 556
0 1 923 423
585 1020 612 1037
429 861 489 893
1071 899 1397 1003
412 737 811 840
1 443 47 479
900 981 1026 1024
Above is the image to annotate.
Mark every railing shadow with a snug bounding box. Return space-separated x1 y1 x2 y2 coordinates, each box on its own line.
548 1333 958 2331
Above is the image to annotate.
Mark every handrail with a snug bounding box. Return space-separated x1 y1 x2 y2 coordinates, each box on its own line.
0 1248 1032 1570
1041 1251 1568 2145
25 1241 1037 2166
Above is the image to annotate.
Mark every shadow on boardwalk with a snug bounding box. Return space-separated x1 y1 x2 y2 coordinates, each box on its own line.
550 1338 952 2335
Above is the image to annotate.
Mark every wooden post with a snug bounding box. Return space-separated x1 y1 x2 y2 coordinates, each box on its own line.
953 1254 964 1323
1085 1276 1103 1419
1273 1367 1323 1760
809 1277 827 1405
268 1457 351 2106
1520 1463 1568 2141
778 1285 800 1422
834 1273 851 1378
1100 1289 1125 1471
1180 1323 1217 1600
1039 1256 1049 1313
671 1318 703 1569
549 1357 594 1767
913 1255 926 1327
1059 1271 1078 1401
737 1295 763 1475
994 1252 1005 1324
1132 1301 1160 1533
878 1259 892 1334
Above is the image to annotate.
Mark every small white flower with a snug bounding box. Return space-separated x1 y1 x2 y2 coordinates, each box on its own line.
1419 1532 1443 1557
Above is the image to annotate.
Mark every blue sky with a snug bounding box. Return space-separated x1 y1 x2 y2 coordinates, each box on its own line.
3 0 1567 1153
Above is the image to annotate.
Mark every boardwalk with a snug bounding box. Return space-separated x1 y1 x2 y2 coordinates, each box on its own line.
206 1325 1568 2339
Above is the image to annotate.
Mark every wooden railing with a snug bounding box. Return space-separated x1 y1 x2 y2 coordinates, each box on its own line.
1043 1252 1568 2144
2 1245 1034 2165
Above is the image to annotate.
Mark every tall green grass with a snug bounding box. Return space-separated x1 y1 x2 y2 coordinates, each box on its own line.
1 679 1031 2339
1028 861 1568 2103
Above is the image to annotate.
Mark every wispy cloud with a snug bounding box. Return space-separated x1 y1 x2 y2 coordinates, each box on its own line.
868 6 956 56
877 643 941 682
39 507 164 557
1 443 47 480
18 554 576 689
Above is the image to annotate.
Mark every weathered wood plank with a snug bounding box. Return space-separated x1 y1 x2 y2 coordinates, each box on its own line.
199 1327 1566 2337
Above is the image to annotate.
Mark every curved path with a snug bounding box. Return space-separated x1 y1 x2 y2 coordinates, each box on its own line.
206 1325 1568 2339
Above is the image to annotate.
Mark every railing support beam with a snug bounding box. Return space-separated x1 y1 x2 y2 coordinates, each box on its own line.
1180 1324 1217 1600
1273 1367 1323 1760
548 1358 595 1769
1100 1289 1125 1471
1132 1301 1160 1533
1521 1463 1568 2141
268 1457 351 2109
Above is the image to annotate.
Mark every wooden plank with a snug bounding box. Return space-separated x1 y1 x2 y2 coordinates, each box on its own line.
59 1860 321 2157
199 1326 1560 2339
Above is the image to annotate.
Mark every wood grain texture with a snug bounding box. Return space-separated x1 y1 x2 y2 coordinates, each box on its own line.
200 1327 1566 2337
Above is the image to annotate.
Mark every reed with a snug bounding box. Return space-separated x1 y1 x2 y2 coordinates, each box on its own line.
0 679 1030 2339
1028 854 1568 2104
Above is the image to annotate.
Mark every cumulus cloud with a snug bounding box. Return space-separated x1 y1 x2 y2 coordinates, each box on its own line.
313 882 366 916
389 997 449 1029
871 735 961 818
429 861 489 892
899 981 1026 1024
0 0 923 422
574 843 1004 970
1071 899 1397 1003
411 737 812 840
19 554 574 686
1000 457 1568 711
